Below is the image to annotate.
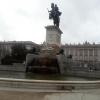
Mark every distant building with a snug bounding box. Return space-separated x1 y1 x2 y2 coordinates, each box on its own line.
0 41 40 63
62 42 100 62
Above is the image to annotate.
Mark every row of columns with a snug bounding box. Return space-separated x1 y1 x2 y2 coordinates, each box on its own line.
64 47 98 61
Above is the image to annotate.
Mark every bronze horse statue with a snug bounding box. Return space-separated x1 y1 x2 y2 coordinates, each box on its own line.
48 3 62 27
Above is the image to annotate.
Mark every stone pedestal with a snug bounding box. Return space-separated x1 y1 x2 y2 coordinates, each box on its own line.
45 25 63 47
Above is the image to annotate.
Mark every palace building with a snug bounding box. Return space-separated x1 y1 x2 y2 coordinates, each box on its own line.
62 42 100 62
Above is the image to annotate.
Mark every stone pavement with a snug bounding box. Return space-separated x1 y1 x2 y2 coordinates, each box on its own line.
0 78 99 100
0 89 100 100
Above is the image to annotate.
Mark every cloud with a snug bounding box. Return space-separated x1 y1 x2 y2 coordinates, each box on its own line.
0 0 100 44
61 0 100 44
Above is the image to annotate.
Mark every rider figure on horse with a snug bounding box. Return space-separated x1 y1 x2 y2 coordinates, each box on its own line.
48 3 62 28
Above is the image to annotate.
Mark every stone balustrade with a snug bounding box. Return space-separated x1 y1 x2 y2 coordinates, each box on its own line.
0 78 100 92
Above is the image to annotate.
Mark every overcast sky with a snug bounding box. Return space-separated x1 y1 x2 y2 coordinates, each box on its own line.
0 0 100 44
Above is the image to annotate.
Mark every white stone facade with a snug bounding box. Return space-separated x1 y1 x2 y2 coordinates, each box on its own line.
63 42 100 62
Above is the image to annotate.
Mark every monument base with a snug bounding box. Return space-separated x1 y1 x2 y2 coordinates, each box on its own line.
41 43 60 56
25 25 64 74
45 25 62 47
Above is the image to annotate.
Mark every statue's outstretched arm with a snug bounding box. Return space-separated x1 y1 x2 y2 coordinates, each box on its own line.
47 8 51 13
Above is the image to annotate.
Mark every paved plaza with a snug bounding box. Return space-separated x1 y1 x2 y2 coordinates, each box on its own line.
0 89 100 100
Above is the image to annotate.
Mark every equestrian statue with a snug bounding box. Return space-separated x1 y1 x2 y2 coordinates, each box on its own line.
48 3 62 28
